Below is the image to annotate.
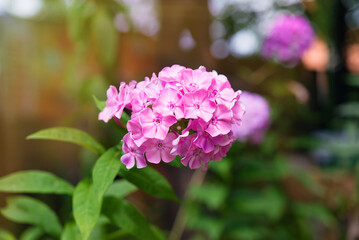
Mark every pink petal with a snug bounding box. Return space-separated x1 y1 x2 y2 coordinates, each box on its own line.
146 148 161 164
189 157 202 169
155 124 169 140
136 155 147 168
121 154 135 169
98 107 115 123
161 150 175 163
142 123 157 138
162 115 177 127
139 108 155 125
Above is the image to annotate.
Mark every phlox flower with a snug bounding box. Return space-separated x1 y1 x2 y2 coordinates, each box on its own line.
183 89 216 122
127 118 147 147
158 64 185 83
139 108 177 140
181 145 211 169
205 104 233 137
121 134 147 169
153 88 184 119
208 77 237 108
144 133 177 164
181 68 212 93
98 82 134 122
99 64 247 169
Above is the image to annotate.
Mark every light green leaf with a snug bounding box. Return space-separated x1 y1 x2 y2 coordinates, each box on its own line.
93 95 106 112
92 148 122 199
61 222 81 240
102 197 163 240
0 170 74 195
119 166 178 201
1 196 62 237
27 127 105 155
104 179 137 199
0 229 16 240
73 179 101 240
20 227 43 240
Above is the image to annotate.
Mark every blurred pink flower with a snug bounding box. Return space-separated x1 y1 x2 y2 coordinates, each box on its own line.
262 14 314 64
232 91 270 144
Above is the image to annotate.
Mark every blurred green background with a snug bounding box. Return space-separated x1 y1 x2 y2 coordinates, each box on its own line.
1 0 359 239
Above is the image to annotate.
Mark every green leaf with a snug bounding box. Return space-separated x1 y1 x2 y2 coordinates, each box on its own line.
73 179 101 240
61 222 81 240
93 95 106 112
1 196 62 237
20 227 43 240
0 229 16 240
92 148 122 199
104 180 137 199
27 127 105 155
102 197 163 240
0 170 74 195
119 166 178 201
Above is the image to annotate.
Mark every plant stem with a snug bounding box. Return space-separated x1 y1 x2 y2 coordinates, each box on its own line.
168 169 207 240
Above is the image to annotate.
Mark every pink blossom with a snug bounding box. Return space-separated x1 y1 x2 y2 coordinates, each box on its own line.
158 64 185 83
181 145 211 169
183 89 216 122
121 134 147 169
127 118 147 147
144 133 177 164
99 65 245 169
153 88 184 119
98 83 133 122
208 77 237 108
181 68 212 93
205 104 233 137
139 108 177 140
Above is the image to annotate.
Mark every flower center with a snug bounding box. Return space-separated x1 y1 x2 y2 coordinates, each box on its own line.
169 103 175 109
210 117 217 125
158 142 163 149
194 104 200 110
212 90 219 97
154 117 161 125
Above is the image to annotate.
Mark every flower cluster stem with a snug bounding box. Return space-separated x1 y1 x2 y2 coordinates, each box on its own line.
169 169 207 240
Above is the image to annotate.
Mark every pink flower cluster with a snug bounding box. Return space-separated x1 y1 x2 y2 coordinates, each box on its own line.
99 65 245 169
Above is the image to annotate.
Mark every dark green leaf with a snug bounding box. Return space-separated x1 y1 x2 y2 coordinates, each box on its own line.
20 227 43 240
0 170 74 195
92 148 122 199
61 222 81 240
1 196 62 237
73 179 101 240
27 127 105 155
102 197 163 240
119 166 178 201
104 180 137 198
